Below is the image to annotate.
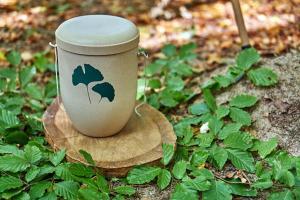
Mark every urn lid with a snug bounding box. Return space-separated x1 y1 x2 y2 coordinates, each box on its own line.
55 15 139 55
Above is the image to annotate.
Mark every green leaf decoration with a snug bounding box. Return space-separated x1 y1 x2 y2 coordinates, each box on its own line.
171 183 199 200
202 181 232 200
92 82 115 102
79 149 95 166
216 105 230 119
229 94 258 108
208 116 223 135
7 50 21 66
114 185 136 196
247 67 278 86
50 149 66 166
0 109 20 129
24 145 42 164
161 143 175 165
54 181 79 200
252 138 278 158
78 188 102 200
183 176 211 192
203 88 217 112
25 166 40 182
236 47 260 70
29 181 52 199
229 107 251 126
162 44 177 57
127 166 161 184
226 148 255 172
0 155 30 172
267 190 294 200
69 163 94 178
229 184 257 197
189 102 209 115
157 169 171 190
172 160 187 179
0 175 23 193
224 132 253 150
218 123 242 140
72 64 104 103
96 175 109 193
211 146 228 169
20 66 36 87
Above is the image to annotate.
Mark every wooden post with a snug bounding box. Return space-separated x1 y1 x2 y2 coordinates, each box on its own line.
231 0 251 49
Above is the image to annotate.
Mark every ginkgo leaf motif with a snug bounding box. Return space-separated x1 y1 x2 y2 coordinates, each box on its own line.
92 82 115 103
72 64 104 103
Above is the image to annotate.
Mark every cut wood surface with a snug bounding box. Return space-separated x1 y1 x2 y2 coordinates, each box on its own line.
43 97 176 177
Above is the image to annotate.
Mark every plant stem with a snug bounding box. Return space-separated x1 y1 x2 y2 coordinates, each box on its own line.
86 85 91 103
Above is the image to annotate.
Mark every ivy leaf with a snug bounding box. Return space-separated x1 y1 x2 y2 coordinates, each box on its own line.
224 132 253 150
202 89 217 112
114 185 136 196
183 176 211 191
172 160 187 179
202 181 232 200
25 166 40 182
20 66 36 88
218 123 242 140
54 181 79 200
7 50 21 66
229 94 258 108
211 146 228 169
161 143 175 165
229 184 257 197
157 169 171 190
24 145 42 164
226 148 255 172
247 68 278 86
29 181 52 199
229 107 251 126
0 155 30 172
79 149 95 166
208 116 223 135
127 166 161 184
171 183 199 200
236 47 260 70
50 149 66 166
216 106 230 119
92 82 115 102
267 190 294 200
252 138 278 158
0 176 23 193
189 102 209 115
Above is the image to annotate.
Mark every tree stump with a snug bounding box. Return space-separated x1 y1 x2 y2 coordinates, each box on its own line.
43 97 176 177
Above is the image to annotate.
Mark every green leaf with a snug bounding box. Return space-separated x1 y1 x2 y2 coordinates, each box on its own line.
252 180 273 189
127 166 161 184
69 163 94 178
161 143 174 165
55 163 74 181
236 47 260 70
29 181 52 199
0 144 21 155
96 175 109 193
183 176 211 191
226 148 255 172
7 50 21 66
229 184 257 197
114 185 136 196
214 75 232 88
172 160 187 179
50 149 66 166
208 116 223 135
25 83 44 100
78 188 102 200
15 192 30 200
0 155 30 172
0 109 20 129
267 190 294 200
203 89 217 112
160 96 178 108
167 76 184 91
157 169 171 190
148 78 161 89
197 133 214 148
171 183 199 200
25 166 40 182
191 151 209 167
252 138 278 158
189 102 209 115
79 149 95 166
216 106 230 119
39 192 57 200
229 94 258 108
202 181 232 200
247 67 278 86
224 132 253 150
145 62 163 76
54 181 79 200
218 123 242 140
229 107 251 126
20 66 36 87
190 168 214 180
24 145 42 164
5 131 29 145
0 176 23 193
211 146 228 169
162 44 176 57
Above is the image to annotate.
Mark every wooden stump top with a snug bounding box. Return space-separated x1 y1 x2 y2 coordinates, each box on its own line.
43 98 176 177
